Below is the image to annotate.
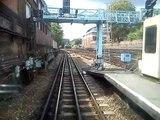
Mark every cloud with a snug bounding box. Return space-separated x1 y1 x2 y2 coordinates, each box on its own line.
60 23 95 40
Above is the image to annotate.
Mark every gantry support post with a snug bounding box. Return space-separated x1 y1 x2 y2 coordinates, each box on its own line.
95 22 103 70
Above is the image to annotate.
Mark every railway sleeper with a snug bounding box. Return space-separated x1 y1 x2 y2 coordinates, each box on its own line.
79 99 92 104
77 93 89 98
77 90 87 93
59 105 76 113
76 86 86 89
60 98 74 104
63 84 72 87
62 86 72 89
82 112 99 120
48 111 102 120
58 112 99 120
62 90 73 94
75 83 84 86
103 111 115 115
58 112 77 120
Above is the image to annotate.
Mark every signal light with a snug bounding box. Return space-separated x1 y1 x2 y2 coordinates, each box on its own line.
145 0 157 17
63 0 70 14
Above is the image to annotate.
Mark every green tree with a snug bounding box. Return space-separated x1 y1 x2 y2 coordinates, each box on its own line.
70 38 82 46
127 23 143 40
109 0 136 42
109 0 135 11
74 38 82 45
51 23 63 47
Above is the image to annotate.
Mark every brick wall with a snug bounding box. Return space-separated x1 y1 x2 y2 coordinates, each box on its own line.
36 28 53 47
0 33 27 60
1 0 18 14
82 35 95 48
105 40 142 49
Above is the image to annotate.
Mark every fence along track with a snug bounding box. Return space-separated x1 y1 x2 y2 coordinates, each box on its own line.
40 53 106 120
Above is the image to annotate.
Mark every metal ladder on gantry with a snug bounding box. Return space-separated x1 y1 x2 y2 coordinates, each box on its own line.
103 4 112 65
43 6 141 70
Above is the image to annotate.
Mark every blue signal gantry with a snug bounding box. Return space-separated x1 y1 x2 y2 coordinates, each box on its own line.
43 7 141 24
42 6 159 70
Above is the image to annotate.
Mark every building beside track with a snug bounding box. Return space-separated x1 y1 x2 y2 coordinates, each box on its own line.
82 26 142 50
82 27 106 49
0 0 57 61
82 27 96 49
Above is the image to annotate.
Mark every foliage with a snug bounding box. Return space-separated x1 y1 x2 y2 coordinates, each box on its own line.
109 0 136 42
70 38 82 46
51 23 63 47
126 24 143 40
109 0 135 11
74 38 82 45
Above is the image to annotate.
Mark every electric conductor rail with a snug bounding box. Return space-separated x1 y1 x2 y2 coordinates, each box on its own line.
40 52 106 120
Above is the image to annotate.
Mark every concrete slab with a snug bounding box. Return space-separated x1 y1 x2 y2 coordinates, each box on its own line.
88 69 160 120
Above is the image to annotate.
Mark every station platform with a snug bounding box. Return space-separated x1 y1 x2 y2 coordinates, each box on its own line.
87 64 160 120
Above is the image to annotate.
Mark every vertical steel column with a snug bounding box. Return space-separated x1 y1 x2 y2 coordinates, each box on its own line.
96 23 103 70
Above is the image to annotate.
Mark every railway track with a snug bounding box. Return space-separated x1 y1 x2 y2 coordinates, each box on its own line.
40 53 106 120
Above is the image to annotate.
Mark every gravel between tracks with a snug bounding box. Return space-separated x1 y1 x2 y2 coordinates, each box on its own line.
74 56 144 120
0 54 62 120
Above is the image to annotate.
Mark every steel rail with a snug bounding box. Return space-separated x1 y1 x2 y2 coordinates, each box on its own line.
54 54 66 120
68 55 82 120
40 54 64 120
71 56 106 120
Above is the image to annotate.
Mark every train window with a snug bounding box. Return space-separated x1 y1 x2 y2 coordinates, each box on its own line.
145 26 157 53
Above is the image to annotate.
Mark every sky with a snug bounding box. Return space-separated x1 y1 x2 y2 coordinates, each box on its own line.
44 0 160 40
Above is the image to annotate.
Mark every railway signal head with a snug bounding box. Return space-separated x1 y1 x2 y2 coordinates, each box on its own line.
145 0 157 9
145 0 157 17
